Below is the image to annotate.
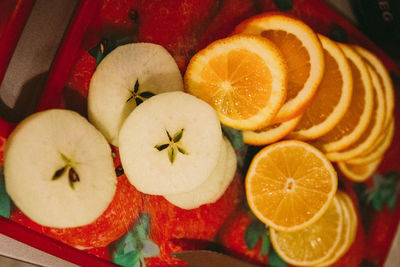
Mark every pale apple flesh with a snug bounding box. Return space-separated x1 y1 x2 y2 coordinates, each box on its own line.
4 109 117 228
118 91 223 195
164 137 237 209
88 43 184 146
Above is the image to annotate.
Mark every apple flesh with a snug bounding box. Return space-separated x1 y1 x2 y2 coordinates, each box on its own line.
118 91 222 195
88 43 184 146
165 137 237 209
4 109 117 228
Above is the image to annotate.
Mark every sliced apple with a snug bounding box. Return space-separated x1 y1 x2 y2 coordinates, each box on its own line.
164 137 237 209
88 42 184 146
4 109 117 228
119 91 222 195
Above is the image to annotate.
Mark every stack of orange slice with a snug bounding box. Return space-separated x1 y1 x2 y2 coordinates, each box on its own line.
183 11 395 266
185 11 395 180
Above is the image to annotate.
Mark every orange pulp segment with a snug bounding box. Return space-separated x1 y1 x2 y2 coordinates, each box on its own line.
245 140 337 232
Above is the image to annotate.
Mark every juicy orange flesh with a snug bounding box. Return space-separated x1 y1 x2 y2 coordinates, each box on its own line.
249 146 334 227
316 60 365 142
199 49 272 120
273 199 342 261
261 30 310 101
295 50 343 129
255 122 282 132
344 87 378 150
344 163 369 175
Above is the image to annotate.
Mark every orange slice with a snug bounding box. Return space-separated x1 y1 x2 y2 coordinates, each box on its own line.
326 65 386 161
353 45 394 128
288 35 352 140
234 12 324 123
242 115 302 145
184 34 287 130
347 118 394 165
311 43 373 153
245 140 337 232
270 195 343 266
338 157 383 182
320 191 357 266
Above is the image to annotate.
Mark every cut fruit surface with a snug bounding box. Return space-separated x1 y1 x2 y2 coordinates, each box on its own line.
245 140 337 232
288 35 353 140
270 195 343 266
119 92 222 195
4 109 117 228
338 157 383 182
164 137 236 209
320 191 357 266
184 34 287 130
88 43 184 146
347 118 394 165
353 45 394 128
242 114 301 145
326 65 386 161
311 43 373 153
234 12 324 123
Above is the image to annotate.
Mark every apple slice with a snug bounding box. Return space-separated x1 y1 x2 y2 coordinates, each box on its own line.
164 137 237 209
88 42 184 146
119 91 222 195
4 109 117 228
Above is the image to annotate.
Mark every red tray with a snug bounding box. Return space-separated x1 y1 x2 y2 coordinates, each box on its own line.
0 0 399 266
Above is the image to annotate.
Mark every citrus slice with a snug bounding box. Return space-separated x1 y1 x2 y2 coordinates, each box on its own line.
347 118 394 165
245 140 337 232
184 34 287 130
234 12 324 123
242 115 301 145
326 65 386 161
270 195 343 266
320 191 357 266
353 45 394 128
311 43 373 153
341 192 357 248
288 34 352 140
338 157 383 182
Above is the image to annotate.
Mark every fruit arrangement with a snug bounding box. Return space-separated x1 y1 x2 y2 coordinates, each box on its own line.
0 1 399 267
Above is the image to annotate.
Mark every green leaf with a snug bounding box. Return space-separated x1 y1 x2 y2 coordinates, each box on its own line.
113 250 140 267
273 0 293 11
134 79 139 94
168 146 177 164
139 91 155 99
154 144 169 151
372 190 384 211
244 221 264 250
385 171 398 181
269 247 287 267
88 36 133 66
221 125 248 168
329 24 348 43
260 232 270 256
373 173 385 188
173 129 184 142
388 192 397 210
0 167 10 218
141 239 160 257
